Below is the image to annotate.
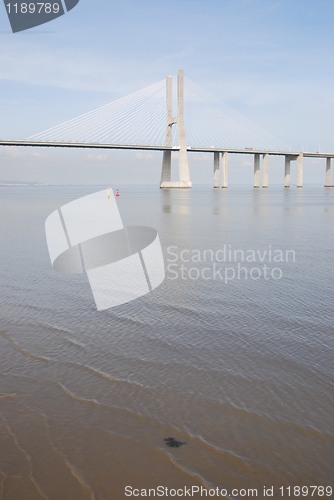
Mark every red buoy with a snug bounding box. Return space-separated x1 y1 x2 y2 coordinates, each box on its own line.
116 189 119 197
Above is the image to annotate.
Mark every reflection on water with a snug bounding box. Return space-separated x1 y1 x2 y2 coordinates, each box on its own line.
0 185 333 499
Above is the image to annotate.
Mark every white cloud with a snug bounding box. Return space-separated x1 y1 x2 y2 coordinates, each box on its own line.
134 152 155 160
86 153 108 161
241 160 253 167
189 153 211 164
0 146 47 159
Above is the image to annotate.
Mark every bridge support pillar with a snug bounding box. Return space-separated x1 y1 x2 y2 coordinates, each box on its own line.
222 152 228 188
325 158 332 187
214 152 220 188
160 70 191 188
160 75 172 187
161 151 171 184
284 156 291 187
297 153 303 187
177 69 191 187
262 153 269 188
254 154 260 188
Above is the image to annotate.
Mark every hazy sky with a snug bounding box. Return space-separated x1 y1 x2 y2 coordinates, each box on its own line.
1 0 334 185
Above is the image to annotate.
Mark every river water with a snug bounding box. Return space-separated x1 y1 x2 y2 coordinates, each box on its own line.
0 185 333 499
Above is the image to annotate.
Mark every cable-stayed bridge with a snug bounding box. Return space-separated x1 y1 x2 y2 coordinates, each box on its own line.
1 70 334 187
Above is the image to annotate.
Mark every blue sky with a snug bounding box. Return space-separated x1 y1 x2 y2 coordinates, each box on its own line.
1 0 334 185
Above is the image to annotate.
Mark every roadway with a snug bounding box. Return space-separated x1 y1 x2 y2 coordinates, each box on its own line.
0 140 333 158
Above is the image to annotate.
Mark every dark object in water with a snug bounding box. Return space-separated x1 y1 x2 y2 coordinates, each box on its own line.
164 437 186 448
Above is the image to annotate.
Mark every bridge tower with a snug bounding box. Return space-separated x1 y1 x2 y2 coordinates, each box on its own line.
160 70 192 188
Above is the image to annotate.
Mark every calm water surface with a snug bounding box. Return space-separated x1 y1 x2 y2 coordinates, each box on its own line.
0 185 333 499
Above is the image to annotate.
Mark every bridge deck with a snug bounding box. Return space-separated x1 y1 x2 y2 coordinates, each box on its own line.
0 140 333 158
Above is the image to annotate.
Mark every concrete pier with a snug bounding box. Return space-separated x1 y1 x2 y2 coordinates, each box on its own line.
160 75 172 186
297 153 303 188
222 151 228 188
177 70 191 187
284 156 291 188
160 70 191 188
254 154 260 188
284 154 302 187
325 157 332 187
262 153 268 188
214 152 220 188
161 151 171 184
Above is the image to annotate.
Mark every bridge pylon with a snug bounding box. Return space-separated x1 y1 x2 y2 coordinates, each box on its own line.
160 70 192 188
